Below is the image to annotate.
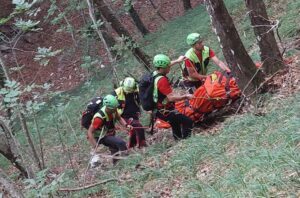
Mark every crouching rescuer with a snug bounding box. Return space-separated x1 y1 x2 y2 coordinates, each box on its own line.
113 77 147 148
87 94 132 164
152 54 194 140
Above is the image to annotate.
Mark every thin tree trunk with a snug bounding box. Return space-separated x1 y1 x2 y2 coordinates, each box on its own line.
0 66 5 88
0 52 10 82
0 53 13 119
0 168 24 198
0 120 32 178
149 0 166 21
94 0 152 71
245 0 284 75
96 13 118 57
128 3 149 35
86 0 119 82
52 114 79 181
182 0 192 11
0 135 28 178
57 7 77 47
205 0 264 95
33 115 45 169
100 25 116 50
18 112 42 171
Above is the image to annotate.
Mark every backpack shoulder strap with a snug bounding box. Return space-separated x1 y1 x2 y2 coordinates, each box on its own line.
99 109 105 118
152 71 163 79
153 75 165 103
94 107 106 123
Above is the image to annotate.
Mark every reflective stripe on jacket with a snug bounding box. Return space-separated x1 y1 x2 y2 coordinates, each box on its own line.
114 87 139 115
92 106 116 137
153 71 164 104
182 46 210 81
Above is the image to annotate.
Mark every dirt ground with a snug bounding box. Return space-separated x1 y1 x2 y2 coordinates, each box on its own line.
0 0 203 92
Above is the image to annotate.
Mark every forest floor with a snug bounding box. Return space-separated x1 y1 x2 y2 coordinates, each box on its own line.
1 0 300 197
1 0 203 92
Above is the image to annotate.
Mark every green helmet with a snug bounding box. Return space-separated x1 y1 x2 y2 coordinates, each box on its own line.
186 33 201 46
103 94 119 109
153 54 171 68
122 77 136 93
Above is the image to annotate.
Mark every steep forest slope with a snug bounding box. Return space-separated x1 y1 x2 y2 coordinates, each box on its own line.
0 0 299 197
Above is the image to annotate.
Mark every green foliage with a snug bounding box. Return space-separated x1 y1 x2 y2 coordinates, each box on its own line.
80 56 101 70
24 169 65 197
111 35 139 58
13 0 38 11
9 65 25 72
107 185 133 198
10 0 300 197
278 0 300 37
0 156 12 171
34 47 62 66
25 100 46 113
0 17 13 26
45 0 82 38
94 93 300 197
45 0 58 20
0 0 40 25
123 0 133 12
50 12 65 25
0 80 21 107
90 19 104 30
14 19 41 32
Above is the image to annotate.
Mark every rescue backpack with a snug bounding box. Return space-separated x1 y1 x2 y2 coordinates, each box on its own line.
138 72 162 111
81 97 103 129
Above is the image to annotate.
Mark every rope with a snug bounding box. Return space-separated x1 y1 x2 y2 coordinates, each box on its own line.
192 96 228 100
83 127 105 186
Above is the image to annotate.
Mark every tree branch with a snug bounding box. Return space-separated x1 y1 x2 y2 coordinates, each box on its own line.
58 178 118 192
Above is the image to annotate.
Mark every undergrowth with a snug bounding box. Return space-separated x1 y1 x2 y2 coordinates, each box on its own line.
10 0 300 196
90 93 300 197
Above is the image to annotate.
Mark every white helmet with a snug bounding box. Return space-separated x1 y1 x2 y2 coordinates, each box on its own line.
122 77 136 93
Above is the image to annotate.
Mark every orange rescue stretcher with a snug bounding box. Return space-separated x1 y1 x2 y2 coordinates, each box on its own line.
155 71 241 128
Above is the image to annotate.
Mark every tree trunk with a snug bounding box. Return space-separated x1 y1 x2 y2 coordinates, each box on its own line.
0 168 24 198
94 0 152 71
18 112 42 171
0 120 32 178
97 14 117 52
128 4 149 36
0 52 10 84
149 0 166 21
205 0 264 95
245 0 284 75
182 0 192 11
86 0 119 82
0 67 5 88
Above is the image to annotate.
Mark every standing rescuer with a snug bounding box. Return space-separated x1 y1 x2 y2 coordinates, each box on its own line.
181 33 231 92
87 94 132 164
152 54 194 140
113 77 146 148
